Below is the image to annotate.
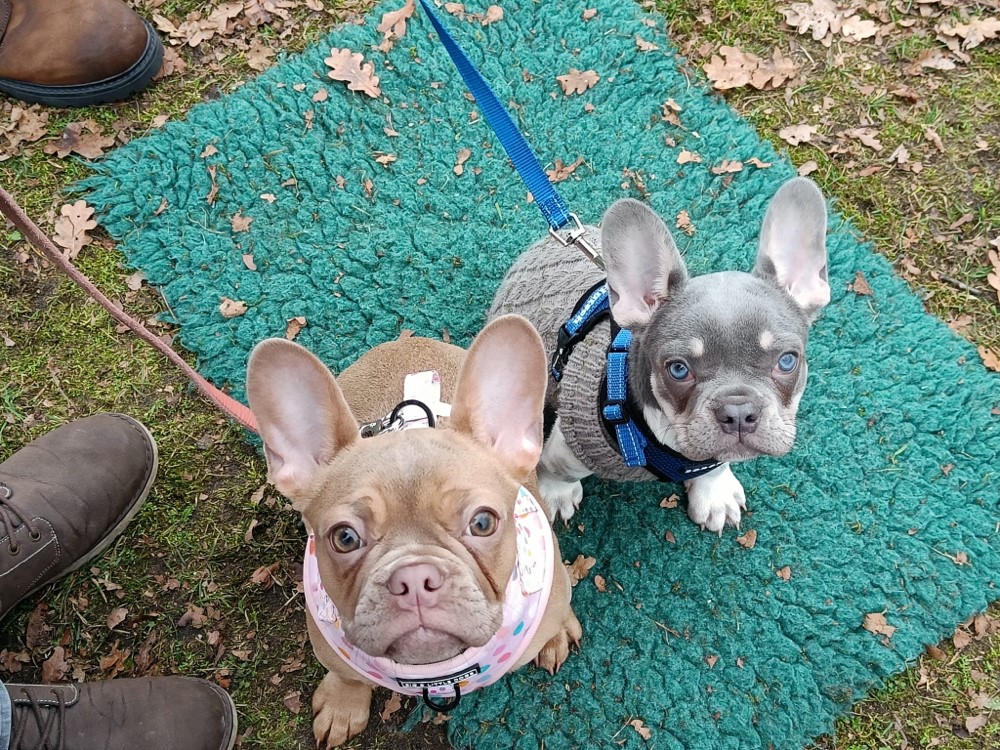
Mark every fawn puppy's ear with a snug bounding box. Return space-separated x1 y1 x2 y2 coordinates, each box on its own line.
246 339 359 502
450 315 547 481
601 198 688 328
754 177 830 319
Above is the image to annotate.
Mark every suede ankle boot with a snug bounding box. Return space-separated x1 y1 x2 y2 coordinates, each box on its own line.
0 413 156 619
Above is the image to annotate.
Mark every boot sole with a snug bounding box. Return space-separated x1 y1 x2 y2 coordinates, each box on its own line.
0 20 164 107
10 414 158 608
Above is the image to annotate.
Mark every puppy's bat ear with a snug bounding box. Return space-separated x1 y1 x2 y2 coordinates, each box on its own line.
601 198 688 328
450 315 547 481
246 339 359 503
754 177 830 319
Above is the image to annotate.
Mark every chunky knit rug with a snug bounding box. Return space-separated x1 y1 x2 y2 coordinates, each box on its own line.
81 1 1000 748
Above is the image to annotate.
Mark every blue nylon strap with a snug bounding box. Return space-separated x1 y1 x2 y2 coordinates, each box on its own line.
565 285 609 336
551 283 610 381
417 0 573 231
604 328 647 467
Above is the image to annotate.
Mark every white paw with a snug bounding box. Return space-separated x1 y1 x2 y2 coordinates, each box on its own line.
537 475 583 522
684 464 746 535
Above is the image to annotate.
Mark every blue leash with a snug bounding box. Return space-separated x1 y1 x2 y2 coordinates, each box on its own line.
417 0 603 269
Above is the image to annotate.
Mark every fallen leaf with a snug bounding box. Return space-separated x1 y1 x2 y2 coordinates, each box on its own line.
380 691 403 721
925 643 947 660
546 156 585 182
376 0 415 53
677 149 701 164
41 647 69 684
849 270 873 296
566 555 596 585
964 713 989 734
52 201 98 260
636 35 659 52
557 68 599 95
453 147 472 175
798 160 819 176
629 718 652 740
582 8 597 21
594 574 607 592
375 153 397 166
746 157 772 168
659 494 679 508
711 159 743 174
844 127 883 152
480 5 503 25
863 612 896 639
703 46 799 91
979 346 1000 372
177 603 207 628
676 210 695 236
200 144 218 158
231 211 253 232
286 316 307 340
312 88 329 103
242 254 257 271
937 18 1000 52
664 530 676 543
246 40 275 72
43 120 115 159
251 562 280 589
283 691 301 714
954 628 973 650
779 124 817 146
219 297 248 318
325 48 381 98
106 607 128 629
736 529 757 549
206 165 219 205
776 566 792 581
705 654 718 668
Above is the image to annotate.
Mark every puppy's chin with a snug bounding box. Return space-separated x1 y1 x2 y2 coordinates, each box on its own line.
385 628 472 665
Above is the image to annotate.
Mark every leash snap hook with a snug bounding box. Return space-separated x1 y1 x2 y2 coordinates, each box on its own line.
548 213 604 269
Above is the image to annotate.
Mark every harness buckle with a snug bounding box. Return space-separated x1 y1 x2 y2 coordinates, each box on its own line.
550 326 574 381
601 400 630 427
548 213 604 269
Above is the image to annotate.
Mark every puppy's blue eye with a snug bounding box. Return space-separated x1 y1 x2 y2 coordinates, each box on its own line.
468 510 499 537
329 524 363 553
776 352 798 373
667 361 690 381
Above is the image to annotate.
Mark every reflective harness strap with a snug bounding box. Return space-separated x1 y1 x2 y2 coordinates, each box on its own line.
554 284 722 482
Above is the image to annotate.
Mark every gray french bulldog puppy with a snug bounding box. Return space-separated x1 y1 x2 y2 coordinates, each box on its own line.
488 177 830 534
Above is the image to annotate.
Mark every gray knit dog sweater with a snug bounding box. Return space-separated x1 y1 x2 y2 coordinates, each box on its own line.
488 230 655 482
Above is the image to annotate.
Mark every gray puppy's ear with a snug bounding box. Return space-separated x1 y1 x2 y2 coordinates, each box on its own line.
246 339 360 504
754 177 830 318
601 198 688 328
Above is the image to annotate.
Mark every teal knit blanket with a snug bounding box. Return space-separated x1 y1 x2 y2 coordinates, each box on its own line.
81 1 1000 748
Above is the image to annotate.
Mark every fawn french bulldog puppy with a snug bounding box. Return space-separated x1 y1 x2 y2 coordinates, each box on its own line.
488 178 830 533
246 315 581 748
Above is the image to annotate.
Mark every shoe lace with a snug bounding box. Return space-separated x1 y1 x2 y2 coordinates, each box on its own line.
10 687 67 750
0 482 42 556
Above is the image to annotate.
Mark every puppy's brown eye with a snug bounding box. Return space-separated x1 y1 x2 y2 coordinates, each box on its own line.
329 524 363 553
468 510 499 537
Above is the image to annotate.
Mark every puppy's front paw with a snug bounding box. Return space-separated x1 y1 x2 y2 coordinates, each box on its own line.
685 465 746 535
534 611 582 675
312 671 372 748
537 476 583 522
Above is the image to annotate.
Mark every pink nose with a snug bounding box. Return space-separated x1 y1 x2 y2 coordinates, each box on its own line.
387 563 444 611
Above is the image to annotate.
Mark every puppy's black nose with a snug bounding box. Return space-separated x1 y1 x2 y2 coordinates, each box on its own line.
715 400 760 436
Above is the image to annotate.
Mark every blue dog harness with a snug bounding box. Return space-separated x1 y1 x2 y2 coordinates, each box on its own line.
551 283 722 483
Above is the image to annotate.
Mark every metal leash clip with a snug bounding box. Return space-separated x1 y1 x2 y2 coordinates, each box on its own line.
548 213 605 270
358 400 437 438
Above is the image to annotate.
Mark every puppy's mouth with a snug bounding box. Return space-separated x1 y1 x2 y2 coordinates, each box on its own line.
384 626 471 665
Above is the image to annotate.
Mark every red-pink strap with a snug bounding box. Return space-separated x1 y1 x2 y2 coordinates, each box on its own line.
0 187 259 434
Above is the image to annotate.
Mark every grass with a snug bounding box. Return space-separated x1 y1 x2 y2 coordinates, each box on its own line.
1 0 998 748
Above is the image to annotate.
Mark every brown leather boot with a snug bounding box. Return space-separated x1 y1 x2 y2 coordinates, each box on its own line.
0 413 156 619
0 0 163 107
6 677 237 749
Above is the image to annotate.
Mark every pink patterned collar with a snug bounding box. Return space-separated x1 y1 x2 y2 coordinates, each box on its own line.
303 485 553 710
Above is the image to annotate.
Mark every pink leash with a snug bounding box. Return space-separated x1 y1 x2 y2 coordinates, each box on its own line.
0 187 260 434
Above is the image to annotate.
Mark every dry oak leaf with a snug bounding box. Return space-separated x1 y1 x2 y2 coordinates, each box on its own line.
778 124 817 146
937 18 1000 52
978 346 1000 372
377 0 415 52
52 201 98 260
677 149 701 164
41 647 69 684
736 529 757 549
594 574 607 593
43 120 115 159
380 691 403 721
566 554 596 585
231 211 253 232
219 297 248 319
582 8 597 21
676 210 695 236
703 46 799 91
283 691 302 715
965 714 989 734
862 612 896 639
325 48 382 98
659 494 679 508
636 35 659 52
479 5 503 25
106 607 128 629
557 68 599 95
776 566 792 581
546 156 585 183
629 718 653 740
711 159 743 175
798 160 819 176
246 40 275 72
844 127 883 152
848 270 873 296
286 316 307 340
705 653 718 668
